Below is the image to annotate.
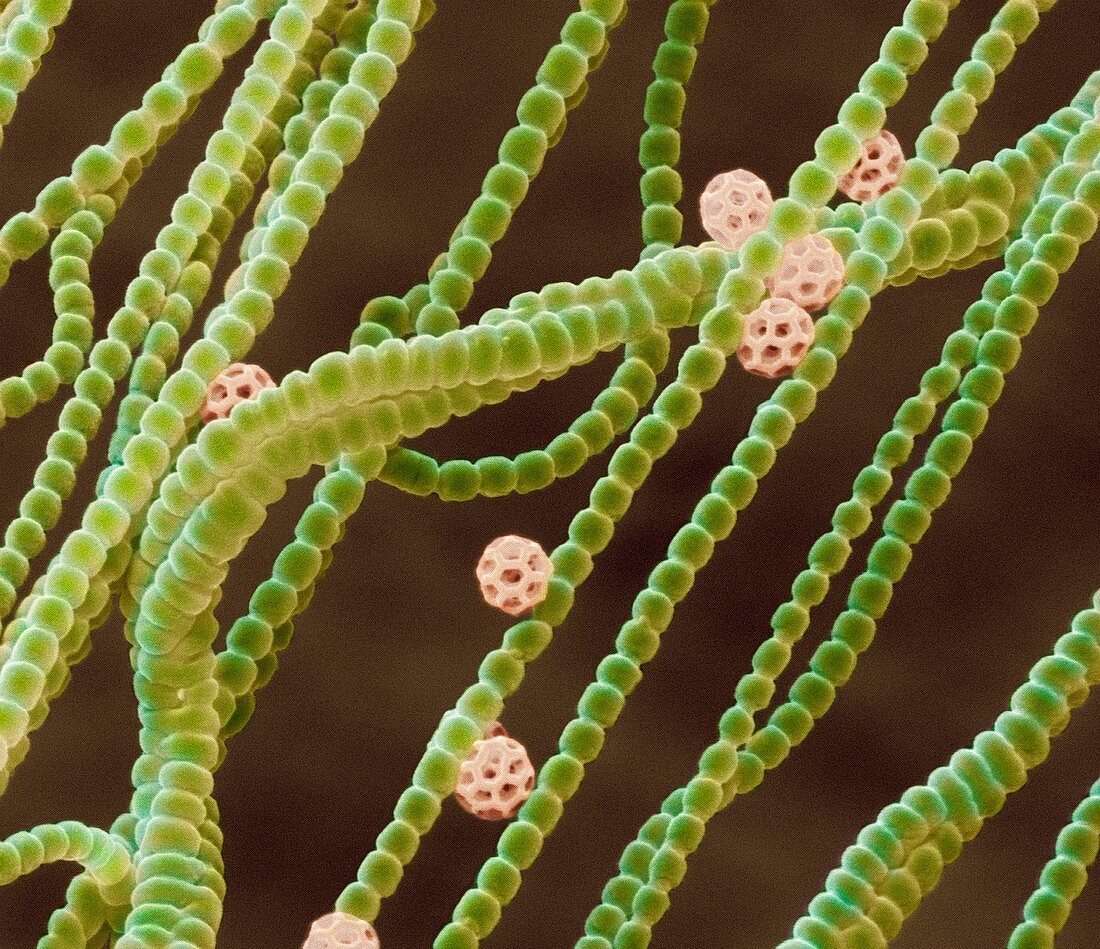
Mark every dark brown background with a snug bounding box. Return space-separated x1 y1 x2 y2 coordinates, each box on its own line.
0 1 1097 946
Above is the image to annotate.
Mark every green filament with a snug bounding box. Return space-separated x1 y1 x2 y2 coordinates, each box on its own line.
0 1 1091 947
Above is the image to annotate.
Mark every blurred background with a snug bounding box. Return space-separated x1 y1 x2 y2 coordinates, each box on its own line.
0 0 1097 946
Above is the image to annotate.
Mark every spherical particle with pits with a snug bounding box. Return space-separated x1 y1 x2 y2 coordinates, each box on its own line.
485 720 508 739
699 169 773 251
303 911 380 949
737 298 815 379
838 130 905 202
476 535 553 616
766 233 845 312
455 735 536 820
200 362 276 423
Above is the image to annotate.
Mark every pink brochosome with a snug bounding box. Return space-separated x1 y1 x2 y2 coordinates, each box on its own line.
766 234 845 313
303 911 380 949
485 720 508 739
477 535 553 616
200 362 275 423
699 169 773 251
838 130 905 202
737 298 815 379
455 735 536 820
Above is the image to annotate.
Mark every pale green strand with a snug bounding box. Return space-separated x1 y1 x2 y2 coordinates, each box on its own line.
0 0 267 433
413 0 628 336
0 823 132 891
0 0 73 153
0 3 1088 949
0 0 321 722
324 259 711 921
115 3 427 945
777 599 1100 949
767 127 1100 949
637 0 719 258
1007 777 1100 948
593 84 1100 948
585 5 1077 943
436 0 965 943
113 94 686 949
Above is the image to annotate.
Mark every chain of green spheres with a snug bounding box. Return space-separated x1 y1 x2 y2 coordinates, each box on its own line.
576 8 1100 946
582 127 1100 947
0 0 1092 948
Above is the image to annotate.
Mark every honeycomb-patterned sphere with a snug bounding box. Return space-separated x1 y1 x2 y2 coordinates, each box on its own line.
455 735 536 820
737 298 815 379
485 720 508 739
766 234 845 312
476 535 553 616
200 363 275 423
699 169 773 251
838 130 905 202
303 911 379 949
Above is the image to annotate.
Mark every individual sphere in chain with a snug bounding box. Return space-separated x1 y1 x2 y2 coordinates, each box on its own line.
303 911 380 949
455 734 536 820
838 130 905 202
766 233 845 312
477 535 553 616
737 298 815 378
699 169 773 251
200 362 275 423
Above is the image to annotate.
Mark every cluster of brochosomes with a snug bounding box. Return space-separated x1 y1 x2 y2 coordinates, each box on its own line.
700 134 902 379
0 1 1095 948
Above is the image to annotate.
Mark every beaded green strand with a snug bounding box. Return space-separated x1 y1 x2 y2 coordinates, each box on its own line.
779 591 1100 948
413 0 626 337
1008 777 1100 949
580 6 1078 944
638 0 716 258
436 0 968 943
0 1 1094 947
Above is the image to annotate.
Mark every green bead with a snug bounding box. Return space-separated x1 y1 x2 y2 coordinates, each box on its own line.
499 821 543 870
